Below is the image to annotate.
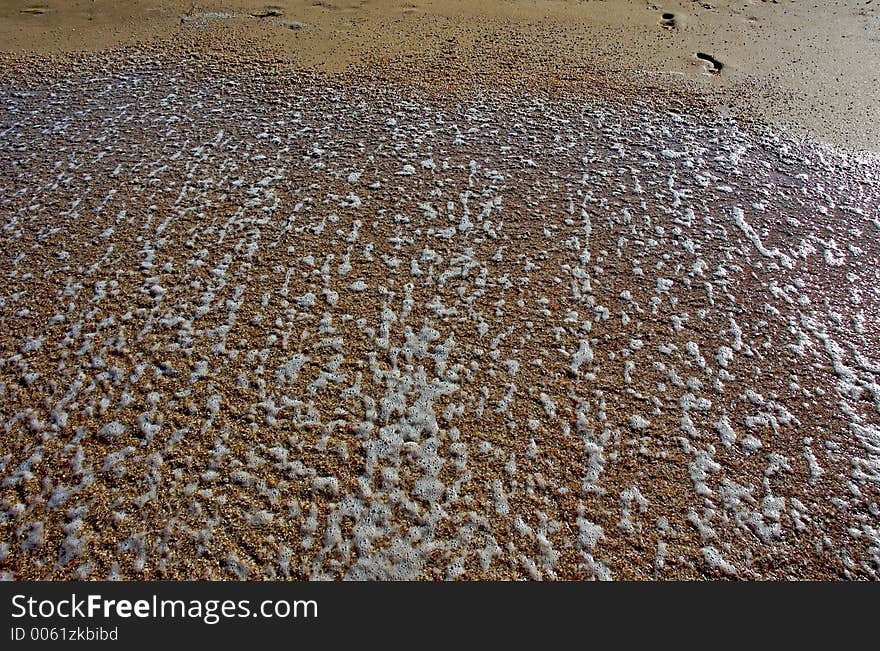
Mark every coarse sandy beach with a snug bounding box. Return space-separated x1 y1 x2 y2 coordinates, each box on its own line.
0 2 878 580
3 1 879 150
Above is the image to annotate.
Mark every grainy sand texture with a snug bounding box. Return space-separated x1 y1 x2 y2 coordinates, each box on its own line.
2 1 879 149
0 3 878 580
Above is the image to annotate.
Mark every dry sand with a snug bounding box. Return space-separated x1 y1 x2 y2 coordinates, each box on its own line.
1 0 878 150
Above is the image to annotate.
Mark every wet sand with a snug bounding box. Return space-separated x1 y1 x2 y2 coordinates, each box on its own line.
1 51 878 579
1 1 879 150
0 4 879 580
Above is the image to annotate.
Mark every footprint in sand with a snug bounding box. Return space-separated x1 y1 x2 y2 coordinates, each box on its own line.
251 7 285 19
695 52 723 74
658 13 676 29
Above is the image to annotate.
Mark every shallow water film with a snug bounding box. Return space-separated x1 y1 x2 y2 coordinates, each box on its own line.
1 61 878 579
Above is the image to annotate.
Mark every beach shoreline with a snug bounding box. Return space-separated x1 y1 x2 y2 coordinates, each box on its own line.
1 2 878 582
1 52 878 580
1 0 878 151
